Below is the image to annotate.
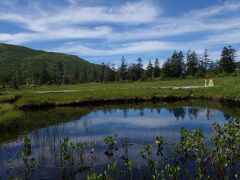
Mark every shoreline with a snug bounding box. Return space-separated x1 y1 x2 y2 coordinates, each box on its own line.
0 77 239 120
18 95 240 111
1 96 240 144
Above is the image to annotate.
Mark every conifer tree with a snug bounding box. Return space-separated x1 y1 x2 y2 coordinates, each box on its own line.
153 58 161 77
186 50 198 75
219 46 236 73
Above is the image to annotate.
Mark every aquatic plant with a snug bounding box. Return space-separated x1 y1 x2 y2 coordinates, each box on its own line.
21 136 36 179
3 119 240 179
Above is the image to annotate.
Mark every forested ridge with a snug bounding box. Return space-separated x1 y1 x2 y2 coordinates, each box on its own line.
0 43 239 88
0 43 102 88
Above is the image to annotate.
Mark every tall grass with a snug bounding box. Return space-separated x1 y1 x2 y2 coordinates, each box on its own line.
0 104 22 123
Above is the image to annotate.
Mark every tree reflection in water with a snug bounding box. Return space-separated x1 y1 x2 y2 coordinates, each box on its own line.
0 101 239 179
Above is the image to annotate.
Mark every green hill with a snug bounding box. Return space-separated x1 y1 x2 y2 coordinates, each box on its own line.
0 43 102 88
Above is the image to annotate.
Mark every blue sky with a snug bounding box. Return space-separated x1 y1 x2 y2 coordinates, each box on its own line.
0 0 240 66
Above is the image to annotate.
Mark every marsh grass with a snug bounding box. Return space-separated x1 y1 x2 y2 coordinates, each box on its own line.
0 104 22 123
3 76 239 107
0 94 17 103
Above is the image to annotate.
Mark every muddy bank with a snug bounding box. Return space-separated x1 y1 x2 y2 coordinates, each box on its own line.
18 95 240 111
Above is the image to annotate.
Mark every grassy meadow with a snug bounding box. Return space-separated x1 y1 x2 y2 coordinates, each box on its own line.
0 76 239 109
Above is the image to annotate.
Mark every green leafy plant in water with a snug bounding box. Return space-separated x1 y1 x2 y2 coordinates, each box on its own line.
120 138 129 177
124 160 134 180
60 137 76 179
21 136 36 179
104 134 118 159
155 136 164 157
76 141 92 173
121 137 129 162
140 144 158 179
163 164 181 179
173 128 208 178
106 162 118 179
103 135 119 179
5 118 240 179
86 171 110 180
140 144 152 160
211 119 240 178
60 137 95 179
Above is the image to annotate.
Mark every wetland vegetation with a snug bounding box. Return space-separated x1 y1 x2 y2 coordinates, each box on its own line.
0 101 239 179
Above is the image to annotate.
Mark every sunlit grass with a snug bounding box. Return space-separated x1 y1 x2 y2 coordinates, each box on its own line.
0 76 239 107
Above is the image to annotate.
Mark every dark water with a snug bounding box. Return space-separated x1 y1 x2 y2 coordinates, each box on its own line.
0 101 239 179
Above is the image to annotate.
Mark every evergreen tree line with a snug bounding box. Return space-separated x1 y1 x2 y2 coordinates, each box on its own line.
1 46 238 89
100 46 238 82
6 62 101 89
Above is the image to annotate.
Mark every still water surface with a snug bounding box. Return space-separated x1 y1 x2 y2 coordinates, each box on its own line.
0 101 239 178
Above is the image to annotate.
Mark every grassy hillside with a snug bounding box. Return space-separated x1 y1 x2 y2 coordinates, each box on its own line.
0 43 102 87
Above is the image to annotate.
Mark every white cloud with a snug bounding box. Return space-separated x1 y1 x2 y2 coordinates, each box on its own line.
198 30 240 45
0 26 112 44
0 14 28 26
107 16 240 42
51 29 240 58
52 41 175 56
0 0 161 43
184 1 240 19
0 0 160 31
0 0 240 60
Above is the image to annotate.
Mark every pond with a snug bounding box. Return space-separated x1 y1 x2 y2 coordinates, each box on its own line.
0 101 239 179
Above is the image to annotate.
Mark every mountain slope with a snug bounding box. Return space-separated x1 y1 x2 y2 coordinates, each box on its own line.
0 43 102 87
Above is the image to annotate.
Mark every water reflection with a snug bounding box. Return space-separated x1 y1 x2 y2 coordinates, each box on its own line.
0 102 239 178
